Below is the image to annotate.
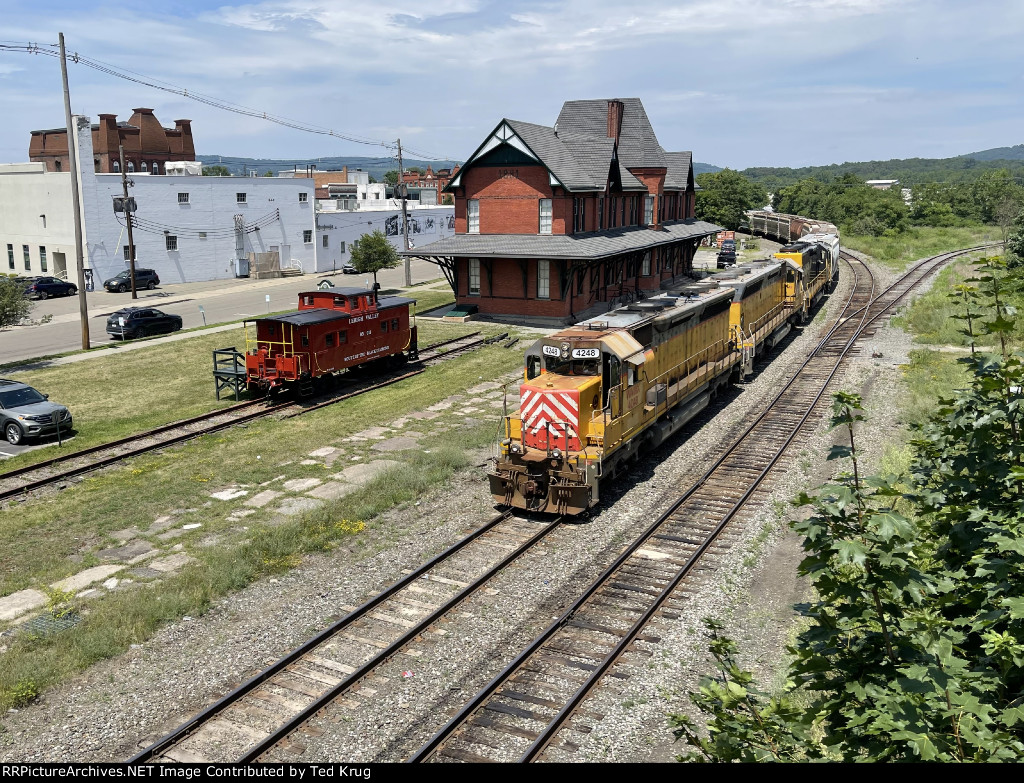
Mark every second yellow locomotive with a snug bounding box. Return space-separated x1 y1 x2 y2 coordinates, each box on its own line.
488 237 839 515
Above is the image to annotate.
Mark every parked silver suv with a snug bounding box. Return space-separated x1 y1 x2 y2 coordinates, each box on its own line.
0 379 73 445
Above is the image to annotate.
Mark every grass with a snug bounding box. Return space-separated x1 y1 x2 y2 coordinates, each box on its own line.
0 334 528 709
0 320 482 475
842 225 1000 271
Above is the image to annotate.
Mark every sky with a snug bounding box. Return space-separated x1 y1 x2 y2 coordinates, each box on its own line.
1 0 1022 170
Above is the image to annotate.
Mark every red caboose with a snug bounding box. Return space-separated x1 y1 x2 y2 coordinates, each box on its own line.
244 286 418 392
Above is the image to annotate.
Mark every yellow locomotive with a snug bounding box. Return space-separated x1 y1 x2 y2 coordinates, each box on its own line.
488 242 838 515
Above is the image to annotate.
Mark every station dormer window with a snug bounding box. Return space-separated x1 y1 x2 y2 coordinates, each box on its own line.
539 199 552 235
467 200 480 234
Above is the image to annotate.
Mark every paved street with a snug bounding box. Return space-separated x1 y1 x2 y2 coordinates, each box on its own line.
0 258 446 366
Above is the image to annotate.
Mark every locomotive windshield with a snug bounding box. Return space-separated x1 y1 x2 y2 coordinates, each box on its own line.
544 356 600 376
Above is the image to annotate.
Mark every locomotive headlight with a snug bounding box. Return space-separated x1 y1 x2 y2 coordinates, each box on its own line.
552 449 562 459
510 444 521 454
560 342 570 359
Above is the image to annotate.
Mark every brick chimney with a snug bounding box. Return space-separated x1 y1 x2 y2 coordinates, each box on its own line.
173 119 195 158
607 99 624 144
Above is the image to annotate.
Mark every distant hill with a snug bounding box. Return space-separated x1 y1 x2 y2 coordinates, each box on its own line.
693 162 721 176
963 145 1024 162
195 155 459 180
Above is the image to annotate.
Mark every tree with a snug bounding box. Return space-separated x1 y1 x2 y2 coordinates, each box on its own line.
262 170 274 177
694 169 768 231
673 258 1024 761
383 170 399 187
202 165 231 177
349 230 400 290
0 277 31 328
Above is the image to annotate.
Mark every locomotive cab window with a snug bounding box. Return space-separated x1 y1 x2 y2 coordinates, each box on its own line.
526 356 541 380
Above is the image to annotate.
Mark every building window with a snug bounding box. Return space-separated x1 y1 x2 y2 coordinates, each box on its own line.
165 235 178 251
468 258 480 295
152 162 160 175
467 199 479 234
303 230 313 244
113 160 120 173
621 196 627 226
537 260 550 299
38 247 47 272
339 241 346 253
299 192 308 203
644 195 654 226
236 193 247 204
597 197 604 231
141 161 148 172
127 162 135 173
7 244 14 270
123 245 132 260
178 192 189 204
322 234 329 248
572 198 586 233
642 252 651 276
539 199 552 234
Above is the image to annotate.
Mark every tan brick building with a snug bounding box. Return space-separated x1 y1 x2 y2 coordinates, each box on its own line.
29 108 194 175
408 98 719 325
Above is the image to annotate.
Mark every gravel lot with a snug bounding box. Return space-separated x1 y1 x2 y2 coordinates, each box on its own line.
0 256 926 763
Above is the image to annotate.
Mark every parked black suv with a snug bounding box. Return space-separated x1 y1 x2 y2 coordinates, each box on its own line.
103 268 159 292
717 239 737 268
106 307 183 339
0 379 72 445
24 277 78 299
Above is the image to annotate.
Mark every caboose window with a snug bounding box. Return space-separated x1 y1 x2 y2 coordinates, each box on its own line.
303 295 313 306
268 324 276 336
382 321 389 333
326 333 335 347
339 330 347 344
301 334 309 347
391 318 399 331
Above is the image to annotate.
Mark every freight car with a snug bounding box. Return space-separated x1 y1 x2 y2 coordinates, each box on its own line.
488 255 815 515
243 286 418 394
746 210 839 244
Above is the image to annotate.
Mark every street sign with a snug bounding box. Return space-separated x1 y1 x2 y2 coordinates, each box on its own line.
198 304 206 326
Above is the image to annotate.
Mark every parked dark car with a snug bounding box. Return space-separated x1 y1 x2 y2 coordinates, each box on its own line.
103 268 160 292
24 277 78 299
0 378 72 445
717 239 737 268
106 307 183 340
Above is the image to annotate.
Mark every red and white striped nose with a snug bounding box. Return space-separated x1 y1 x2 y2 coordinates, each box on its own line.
521 386 581 451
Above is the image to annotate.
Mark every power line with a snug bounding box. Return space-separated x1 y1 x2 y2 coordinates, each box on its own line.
0 41 458 162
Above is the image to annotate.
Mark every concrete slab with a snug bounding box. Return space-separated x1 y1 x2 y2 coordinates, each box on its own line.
307 481 357 501
408 411 440 420
228 509 256 521
50 565 124 593
107 527 140 543
337 460 401 485
127 548 162 565
308 446 339 458
102 578 119 590
300 459 319 465
244 489 282 508
389 417 409 428
275 497 325 516
372 436 420 453
467 381 501 393
210 488 249 501
98 540 156 562
426 400 454 411
282 477 322 492
148 553 194 573
260 474 287 487
181 523 202 530
0 589 47 622
148 516 176 533
128 567 163 579
354 426 392 439
156 528 186 541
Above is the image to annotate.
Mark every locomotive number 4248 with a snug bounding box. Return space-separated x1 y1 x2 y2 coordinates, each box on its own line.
571 348 600 359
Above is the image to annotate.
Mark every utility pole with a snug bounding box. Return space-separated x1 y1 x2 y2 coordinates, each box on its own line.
59 32 90 350
118 145 138 299
396 138 412 286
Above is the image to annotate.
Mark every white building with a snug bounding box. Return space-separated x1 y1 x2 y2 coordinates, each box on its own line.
1 116 316 284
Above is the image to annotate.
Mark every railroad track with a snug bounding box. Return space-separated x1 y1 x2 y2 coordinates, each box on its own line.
406 246 984 763
129 510 565 763
0 331 493 505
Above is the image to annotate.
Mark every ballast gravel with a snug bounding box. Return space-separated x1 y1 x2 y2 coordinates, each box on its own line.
0 256 936 763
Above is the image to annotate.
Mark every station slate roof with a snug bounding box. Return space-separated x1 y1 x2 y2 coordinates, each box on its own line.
404 219 722 261
556 98 666 169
